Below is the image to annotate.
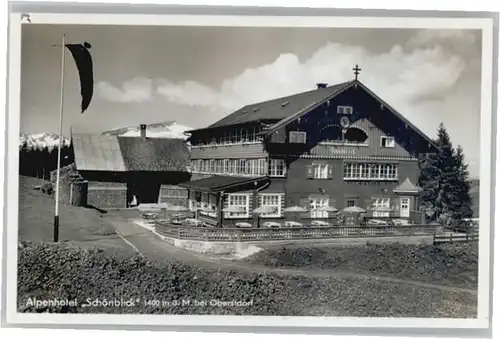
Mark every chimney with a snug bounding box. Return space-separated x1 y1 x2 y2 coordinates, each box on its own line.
316 83 328 89
140 124 147 140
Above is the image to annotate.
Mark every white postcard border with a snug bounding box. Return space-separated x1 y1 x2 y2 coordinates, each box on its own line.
4 11 495 330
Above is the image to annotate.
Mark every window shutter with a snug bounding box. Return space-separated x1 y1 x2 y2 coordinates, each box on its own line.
247 194 253 217
306 165 313 179
328 198 336 218
222 194 229 218
365 198 373 209
393 198 400 211
279 194 285 217
299 198 310 219
327 165 333 179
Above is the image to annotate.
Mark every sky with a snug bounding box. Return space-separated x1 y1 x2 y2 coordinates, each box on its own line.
20 25 482 177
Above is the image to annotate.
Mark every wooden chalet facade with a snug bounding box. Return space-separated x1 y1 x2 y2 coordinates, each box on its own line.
72 125 191 209
181 73 438 227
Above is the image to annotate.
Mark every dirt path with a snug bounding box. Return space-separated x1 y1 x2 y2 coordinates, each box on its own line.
104 214 477 295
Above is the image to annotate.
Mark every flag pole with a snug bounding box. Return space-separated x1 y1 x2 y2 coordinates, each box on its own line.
54 33 66 242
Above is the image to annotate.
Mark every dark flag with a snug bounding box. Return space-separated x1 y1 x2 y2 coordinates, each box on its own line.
65 42 93 113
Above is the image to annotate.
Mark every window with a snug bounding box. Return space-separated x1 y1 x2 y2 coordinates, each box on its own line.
268 159 286 177
193 127 264 146
373 198 391 217
337 106 354 114
344 128 368 143
368 164 379 179
237 160 245 174
289 131 307 144
346 199 357 207
194 158 269 176
313 164 329 179
259 194 282 218
258 159 267 175
381 136 395 148
215 160 223 173
344 163 398 180
311 198 329 218
200 194 218 218
226 194 250 218
241 129 249 142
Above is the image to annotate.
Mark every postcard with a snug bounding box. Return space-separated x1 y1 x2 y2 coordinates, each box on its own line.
2 3 497 337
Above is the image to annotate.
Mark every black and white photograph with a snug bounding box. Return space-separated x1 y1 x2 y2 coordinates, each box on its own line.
2 8 497 334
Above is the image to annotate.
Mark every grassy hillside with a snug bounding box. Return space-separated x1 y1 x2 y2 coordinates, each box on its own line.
18 175 133 258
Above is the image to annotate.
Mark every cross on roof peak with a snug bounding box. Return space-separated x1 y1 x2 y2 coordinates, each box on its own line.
352 64 362 80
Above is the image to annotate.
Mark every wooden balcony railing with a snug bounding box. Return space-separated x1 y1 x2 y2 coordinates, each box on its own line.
154 221 439 243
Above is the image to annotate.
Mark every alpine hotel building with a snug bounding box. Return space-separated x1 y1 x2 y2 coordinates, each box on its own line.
181 68 438 227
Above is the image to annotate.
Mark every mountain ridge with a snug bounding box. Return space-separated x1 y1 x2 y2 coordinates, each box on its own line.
20 121 193 149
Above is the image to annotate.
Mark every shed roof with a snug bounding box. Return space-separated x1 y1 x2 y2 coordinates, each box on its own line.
72 134 127 172
118 137 190 172
179 175 269 193
72 134 190 173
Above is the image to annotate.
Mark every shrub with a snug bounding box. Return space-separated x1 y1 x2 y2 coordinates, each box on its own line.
245 243 478 289
41 182 53 195
17 241 477 317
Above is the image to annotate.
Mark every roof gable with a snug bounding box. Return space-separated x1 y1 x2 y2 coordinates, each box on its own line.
394 177 423 194
262 80 438 152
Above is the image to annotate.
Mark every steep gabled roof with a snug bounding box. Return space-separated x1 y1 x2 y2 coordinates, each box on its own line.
187 81 352 133
188 79 437 151
260 80 438 150
72 134 190 172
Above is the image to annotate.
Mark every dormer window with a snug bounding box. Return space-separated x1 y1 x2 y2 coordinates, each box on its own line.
289 131 307 144
381 136 395 148
337 106 353 114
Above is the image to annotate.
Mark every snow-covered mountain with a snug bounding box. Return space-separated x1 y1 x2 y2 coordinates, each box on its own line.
101 121 192 140
19 122 192 150
19 133 70 150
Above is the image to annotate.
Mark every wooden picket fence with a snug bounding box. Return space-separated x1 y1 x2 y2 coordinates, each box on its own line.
433 232 479 244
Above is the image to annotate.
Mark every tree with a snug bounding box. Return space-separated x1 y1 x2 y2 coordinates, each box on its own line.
450 145 474 221
19 141 28 176
418 123 473 226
